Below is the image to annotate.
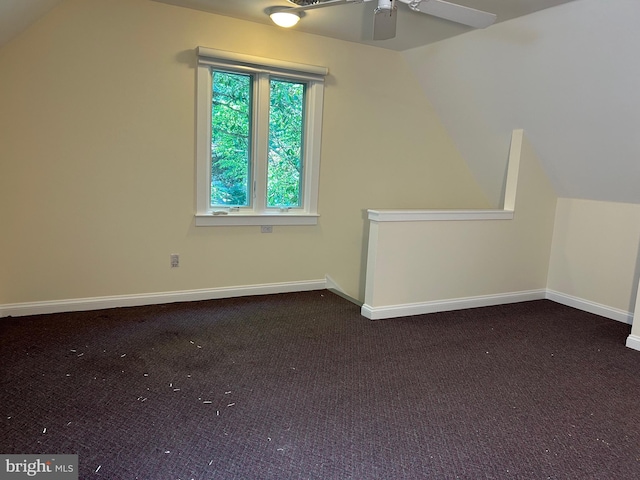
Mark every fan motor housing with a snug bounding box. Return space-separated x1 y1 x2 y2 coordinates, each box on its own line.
288 0 323 6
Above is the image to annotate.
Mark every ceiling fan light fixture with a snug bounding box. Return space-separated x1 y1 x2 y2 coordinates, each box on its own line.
270 11 301 28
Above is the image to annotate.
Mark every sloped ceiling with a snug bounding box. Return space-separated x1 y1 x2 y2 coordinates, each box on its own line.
403 0 640 206
0 0 63 48
3 0 636 207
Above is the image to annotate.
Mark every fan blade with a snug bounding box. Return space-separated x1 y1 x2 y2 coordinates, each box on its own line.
402 0 496 28
373 2 398 40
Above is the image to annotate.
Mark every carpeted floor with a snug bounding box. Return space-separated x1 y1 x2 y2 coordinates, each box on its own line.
1 291 639 479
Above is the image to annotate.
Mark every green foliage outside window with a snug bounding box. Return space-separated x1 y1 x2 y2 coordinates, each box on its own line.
268 80 304 207
211 71 251 207
210 71 305 208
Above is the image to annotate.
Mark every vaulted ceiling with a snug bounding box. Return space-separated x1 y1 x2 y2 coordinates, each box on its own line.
151 0 636 206
403 0 640 206
0 0 63 48
2 0 636 206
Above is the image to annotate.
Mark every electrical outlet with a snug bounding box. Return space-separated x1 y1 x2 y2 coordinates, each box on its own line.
261 225 273 233
170 254 179 268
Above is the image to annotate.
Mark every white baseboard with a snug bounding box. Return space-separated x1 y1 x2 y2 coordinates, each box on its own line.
361 288 636 325
626 334 640 352
361 289 546 320
545 290 633 325
0 279 327 318
3 281 637 336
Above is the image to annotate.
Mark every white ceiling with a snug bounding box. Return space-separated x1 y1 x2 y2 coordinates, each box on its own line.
153 0 576 51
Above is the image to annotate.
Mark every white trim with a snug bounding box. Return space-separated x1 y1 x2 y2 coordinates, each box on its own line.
626 334 640 352
545 289 633 325
3 283 637 336
629 277 640 350
195 48 325 226
361 289 546 320
361 289 636 322
367 209 513 222
195 63 212 215
197 47 328 77
367 129 524 224
0 279 326 318
302 80 324 216
195 213 319 226
503 129 523 211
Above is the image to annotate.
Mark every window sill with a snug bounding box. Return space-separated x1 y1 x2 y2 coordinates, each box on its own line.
195 213 319 227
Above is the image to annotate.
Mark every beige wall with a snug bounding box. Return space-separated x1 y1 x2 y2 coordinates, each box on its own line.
0 0 488 306
547 198 640 315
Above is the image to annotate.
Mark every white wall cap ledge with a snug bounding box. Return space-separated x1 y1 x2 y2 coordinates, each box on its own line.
367 209 514 222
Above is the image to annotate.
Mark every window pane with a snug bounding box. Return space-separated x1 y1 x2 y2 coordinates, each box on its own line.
211 71 252 207
268 79 305 208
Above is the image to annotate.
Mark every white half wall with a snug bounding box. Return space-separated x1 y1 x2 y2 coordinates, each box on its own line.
362 130 557 319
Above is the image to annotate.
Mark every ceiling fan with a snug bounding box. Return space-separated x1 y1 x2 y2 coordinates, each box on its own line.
266 0 497 40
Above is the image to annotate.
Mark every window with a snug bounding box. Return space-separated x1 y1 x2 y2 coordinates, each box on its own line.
195 47 327 226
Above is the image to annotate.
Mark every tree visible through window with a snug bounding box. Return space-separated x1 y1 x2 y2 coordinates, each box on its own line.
211 71 251 207
196 47 325 226
268 79 304 208
210 72 305 209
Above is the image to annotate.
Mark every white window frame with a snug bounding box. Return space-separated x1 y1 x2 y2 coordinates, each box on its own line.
195 47 327 226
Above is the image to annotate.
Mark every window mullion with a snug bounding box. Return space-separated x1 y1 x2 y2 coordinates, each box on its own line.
252 73 270 214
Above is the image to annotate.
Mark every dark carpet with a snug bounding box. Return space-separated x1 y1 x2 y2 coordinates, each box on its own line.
1 291 639 479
